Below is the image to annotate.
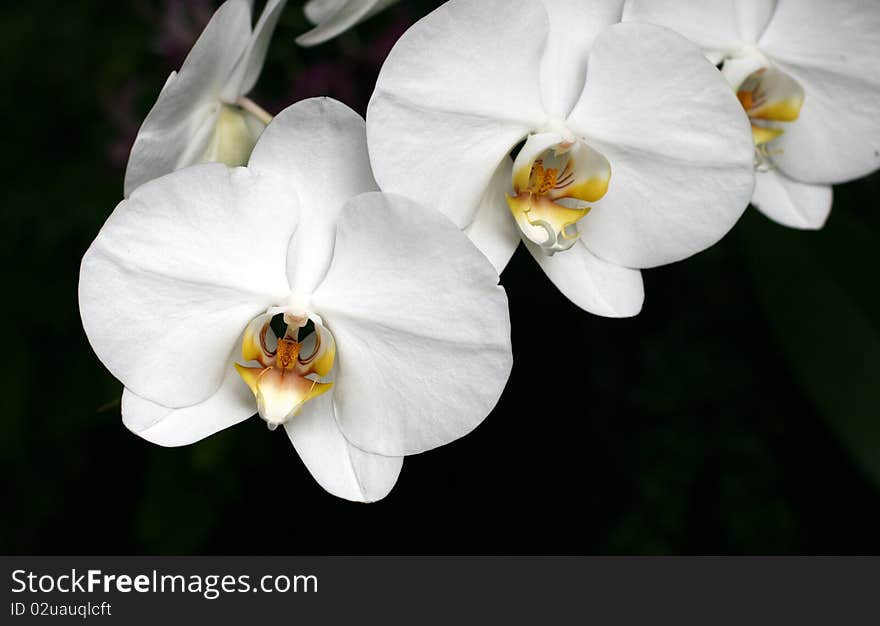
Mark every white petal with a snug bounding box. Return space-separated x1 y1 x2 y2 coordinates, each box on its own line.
463 159 521 274
525 240 644 317
304 0 347 24
224 0 288 98
121 363 255 447
623 1 778 55
567 23 754 268
736 0 778 45
366 0 547 228
622 0 743 54
770 69 880 184
123 0 253 196
760 0 880 183
311 192 512 457
296 0 397 47
80 164 295 408
285 391 403 502
537 0 624 118
751 168 832 230
249 98 377 294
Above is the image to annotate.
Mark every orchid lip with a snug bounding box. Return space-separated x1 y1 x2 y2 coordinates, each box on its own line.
506 133 611 255
722 58 805 167
235 310 335 429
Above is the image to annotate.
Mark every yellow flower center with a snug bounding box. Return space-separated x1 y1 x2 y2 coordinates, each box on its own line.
506 134 611 255
275 338 300 369
234 313 335 429
530 161 559 195
734 65 805 162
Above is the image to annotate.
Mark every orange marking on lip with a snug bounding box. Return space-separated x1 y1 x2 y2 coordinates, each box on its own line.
737 90 754 110
275 338 300 370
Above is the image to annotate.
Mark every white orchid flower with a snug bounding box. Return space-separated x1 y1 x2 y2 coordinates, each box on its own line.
623 0 880 230
124 0 287 197
81 98 513 503
366 0 755 317
296 0 399 46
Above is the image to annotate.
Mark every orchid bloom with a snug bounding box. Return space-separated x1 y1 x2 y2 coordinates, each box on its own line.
81 98 513 503
623 0 880 230
367 0 755 317
296 0 399 46
124 0 287 197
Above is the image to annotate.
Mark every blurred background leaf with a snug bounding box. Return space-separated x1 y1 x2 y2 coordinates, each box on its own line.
740 188 880 486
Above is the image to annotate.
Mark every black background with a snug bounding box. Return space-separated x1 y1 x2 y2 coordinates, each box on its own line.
1 1 879 554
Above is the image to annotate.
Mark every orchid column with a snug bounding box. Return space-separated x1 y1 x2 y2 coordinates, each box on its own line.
367 0 755 317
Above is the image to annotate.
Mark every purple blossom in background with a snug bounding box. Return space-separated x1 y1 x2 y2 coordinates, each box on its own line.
106 0 213 171
284 5 415 113
148 0 214 67
284 59 359 109
103 80 142 171
110 1 416 171
362 7 412 67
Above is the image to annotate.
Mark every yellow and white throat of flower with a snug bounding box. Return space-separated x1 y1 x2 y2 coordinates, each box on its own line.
506 132 611 255
723 57 804 167
201 96 273 168
234 309 335 430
